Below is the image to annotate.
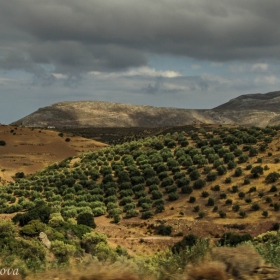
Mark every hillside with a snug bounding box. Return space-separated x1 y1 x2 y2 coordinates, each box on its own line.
0 125 108 183
10 91 280 128
2 125 280 242
1 124 280 278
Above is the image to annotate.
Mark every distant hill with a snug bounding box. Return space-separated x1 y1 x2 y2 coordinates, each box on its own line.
10 91 280 128
213 90 280 112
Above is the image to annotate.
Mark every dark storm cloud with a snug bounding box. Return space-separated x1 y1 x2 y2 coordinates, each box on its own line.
1 0 280 79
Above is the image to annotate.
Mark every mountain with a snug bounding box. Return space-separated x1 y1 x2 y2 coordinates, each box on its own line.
10 91 280 128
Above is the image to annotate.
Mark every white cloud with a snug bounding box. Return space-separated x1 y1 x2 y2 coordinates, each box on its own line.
89 66 182 79
52 73 67 79
251 63 268 71
201 73 230 85
254 75 279 85
228 64 247 73
192 64 201 70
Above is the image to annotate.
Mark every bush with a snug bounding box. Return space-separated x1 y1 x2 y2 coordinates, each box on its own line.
141 211 154 219
207 197 215 206
251 203 260 211
243 178 250 185
189 196 196 203
234 167 243 177
201 191 209 198
0 140 6 146
270 185 278 192
266 172 280 183
251 166 264 178
77 212 96 228
172 234 198 253
219 232 252 246
193 179 206 190
51 240 76 263
212 185 220 191
168 192 179 201
20 220 46 237
225 177 232 184
245 197 252 204
125 209 139 218
220 193 227 199
12 202 51 226
225 199 232 205
232 204 240 212
219 211 226 218
262 210 268 218
181 185 193 194
198 212 206 219
239 211 247 218
206 172 217 181
156 224 173 236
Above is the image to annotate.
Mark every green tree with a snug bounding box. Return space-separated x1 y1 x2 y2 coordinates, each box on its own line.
77 212 96 228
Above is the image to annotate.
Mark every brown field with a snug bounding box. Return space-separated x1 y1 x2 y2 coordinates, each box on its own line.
0 125 108 183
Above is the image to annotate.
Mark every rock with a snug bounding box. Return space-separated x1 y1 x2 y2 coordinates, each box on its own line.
39 232 51 249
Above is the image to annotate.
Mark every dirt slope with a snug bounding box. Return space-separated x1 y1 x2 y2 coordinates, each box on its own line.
0 125 108 183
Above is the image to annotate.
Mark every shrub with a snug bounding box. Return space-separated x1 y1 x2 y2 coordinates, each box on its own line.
225 177 232 184
0 140 6 146
168 192 179 201
193 205 200 212
270 185 278 192
156 224 172 236
125 209 139 218
243 178 250 185
207 197 215 206
232 204 240 212
245 197 252 203
219 211 226 218
193 179 206 190
219 232 252 246
189 196 196 203
19 220 47 237
189 170 201 181
251 203 260 211
151 190 163 200
225 199 232 205
181 185 193 194
234 167 243 177
171 234 198 253
249 186 257 193
251 166 264 178
220 193 227 199
77 212 96 228
12 202 51 226
262 210 268 218
206 172 217 181
198 212 206 219
239 211 247 218
141 211 154 219
266 172 280 183
201 191 209 198
212 185 220 191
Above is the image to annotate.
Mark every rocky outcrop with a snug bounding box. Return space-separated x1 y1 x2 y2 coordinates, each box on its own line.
39 232 51 249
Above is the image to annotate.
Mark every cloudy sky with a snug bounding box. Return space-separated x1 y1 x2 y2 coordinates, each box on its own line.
1 0 280 124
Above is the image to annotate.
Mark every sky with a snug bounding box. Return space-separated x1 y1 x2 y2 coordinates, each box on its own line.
1 0 280 124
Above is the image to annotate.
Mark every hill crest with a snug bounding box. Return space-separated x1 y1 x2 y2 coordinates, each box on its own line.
10 90 280 128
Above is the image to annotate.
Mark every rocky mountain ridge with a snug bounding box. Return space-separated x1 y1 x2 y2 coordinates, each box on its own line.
11 90 280 128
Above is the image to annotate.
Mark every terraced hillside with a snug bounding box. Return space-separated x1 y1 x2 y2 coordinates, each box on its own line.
1 125 280 278
3 125 280 232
